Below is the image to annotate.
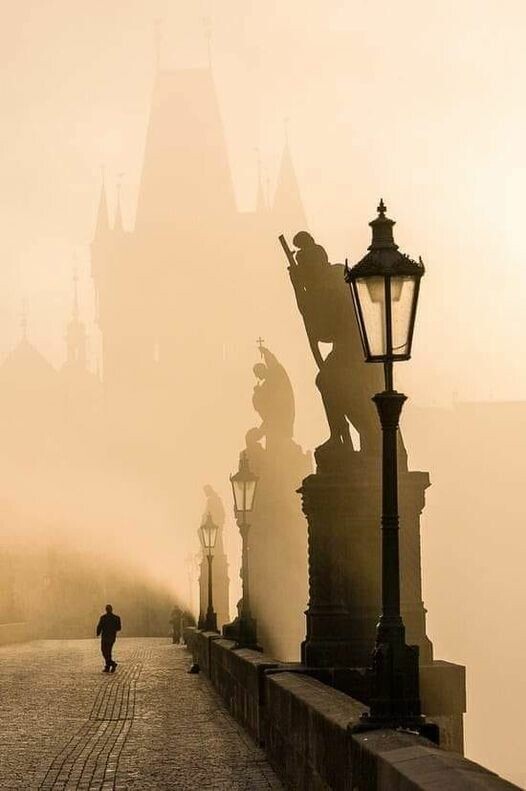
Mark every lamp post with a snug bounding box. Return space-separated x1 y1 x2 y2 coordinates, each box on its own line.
345 200 433 734
229 451 260 648
199 513 219 632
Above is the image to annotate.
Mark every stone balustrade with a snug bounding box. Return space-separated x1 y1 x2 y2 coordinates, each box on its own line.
185 627 519 790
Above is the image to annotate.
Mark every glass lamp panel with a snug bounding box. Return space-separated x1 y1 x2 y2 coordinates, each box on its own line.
208 522 219 550
244 479 257 512
356 277 387 357
231 479 245 512
391 276 416 357
200 519 217 551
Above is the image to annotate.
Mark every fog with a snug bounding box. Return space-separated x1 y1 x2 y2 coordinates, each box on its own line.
0 2 524 786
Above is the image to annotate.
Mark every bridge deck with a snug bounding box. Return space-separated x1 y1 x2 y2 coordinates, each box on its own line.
0 637 283 790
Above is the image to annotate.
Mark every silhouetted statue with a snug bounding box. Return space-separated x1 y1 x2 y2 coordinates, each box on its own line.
280 231 381 466
169 604 182 644
199 486 230 629
203 484 225 528
250 346 295 448
96 603 121 673
226 342 311 661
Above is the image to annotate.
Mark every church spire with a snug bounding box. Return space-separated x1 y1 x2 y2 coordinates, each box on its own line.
255 148 267 213
273 135 307 232
20 299 28 343
114 175 124 232
94 168 109 239
72 266 79 321
66 266 87 369
154 18 162 76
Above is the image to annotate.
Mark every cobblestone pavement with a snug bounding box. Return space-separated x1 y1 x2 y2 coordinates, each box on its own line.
0 638 283 790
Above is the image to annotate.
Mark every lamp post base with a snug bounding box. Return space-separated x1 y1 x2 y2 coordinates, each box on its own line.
368 632 421 718
203 609 218 633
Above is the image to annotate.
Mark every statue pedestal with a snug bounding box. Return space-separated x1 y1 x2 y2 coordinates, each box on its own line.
300 461 364 668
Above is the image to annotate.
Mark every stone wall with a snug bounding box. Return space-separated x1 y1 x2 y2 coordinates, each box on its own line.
185 627 519 790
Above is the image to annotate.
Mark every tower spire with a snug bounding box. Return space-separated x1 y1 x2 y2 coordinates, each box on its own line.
66 263 87 369
114 174 124 232
203 17 212 69
72 261 79 321
154 19 162 75
20 299 28 342
273 130 307 230
255 147 267 213
94 166 109 239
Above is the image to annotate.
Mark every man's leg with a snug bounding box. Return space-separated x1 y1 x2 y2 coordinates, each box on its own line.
108 639 117 671
101 638 111 671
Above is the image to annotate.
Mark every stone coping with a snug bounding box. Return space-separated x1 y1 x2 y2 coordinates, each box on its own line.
187 628 520 790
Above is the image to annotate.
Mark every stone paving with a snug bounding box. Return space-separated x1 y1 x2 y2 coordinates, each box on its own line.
0 638 283 790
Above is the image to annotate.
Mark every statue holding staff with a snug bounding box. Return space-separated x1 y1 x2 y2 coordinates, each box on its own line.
279 231 382 465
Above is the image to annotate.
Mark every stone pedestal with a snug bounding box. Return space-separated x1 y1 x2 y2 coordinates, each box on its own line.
300 449 433 669
245 437 311 662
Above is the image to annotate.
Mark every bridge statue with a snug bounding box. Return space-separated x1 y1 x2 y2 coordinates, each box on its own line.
250 345 295 450
278 228 464 751
198 485 230 630
224 342 311 661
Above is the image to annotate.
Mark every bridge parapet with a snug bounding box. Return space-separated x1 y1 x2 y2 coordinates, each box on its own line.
184 627 520 790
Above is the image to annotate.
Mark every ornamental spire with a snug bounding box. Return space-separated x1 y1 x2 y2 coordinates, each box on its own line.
369 197 398 251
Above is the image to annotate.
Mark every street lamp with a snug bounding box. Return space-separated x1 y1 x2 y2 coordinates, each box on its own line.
199 513 219 632
228 451 260 648
345 200 433 735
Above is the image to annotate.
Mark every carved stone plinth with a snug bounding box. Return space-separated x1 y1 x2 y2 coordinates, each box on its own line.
300 462 361 668
299 449 434 669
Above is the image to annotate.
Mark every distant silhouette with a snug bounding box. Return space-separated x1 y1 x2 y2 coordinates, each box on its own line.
228 343 311 660
169 604 182 644
96 604 121 673
198 486 230 629
280 232 381 466
203 484 225 529
251 346 295 449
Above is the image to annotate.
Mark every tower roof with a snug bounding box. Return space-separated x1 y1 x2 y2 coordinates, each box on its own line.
135 68 237 233
0 338 57 388
93 176 109 239
273 142 307 233
114 177 124 233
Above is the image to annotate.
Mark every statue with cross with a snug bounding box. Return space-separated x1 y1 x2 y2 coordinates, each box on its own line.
248 341 295 451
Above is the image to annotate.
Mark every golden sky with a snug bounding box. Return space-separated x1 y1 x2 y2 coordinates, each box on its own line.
0 2 525 784
1 0 525 408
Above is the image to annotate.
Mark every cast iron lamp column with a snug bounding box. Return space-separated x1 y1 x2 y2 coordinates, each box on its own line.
199 513 219 632
230 451 260 648
345 200 435 735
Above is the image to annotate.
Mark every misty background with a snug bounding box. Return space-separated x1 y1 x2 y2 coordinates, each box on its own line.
0 1 524 786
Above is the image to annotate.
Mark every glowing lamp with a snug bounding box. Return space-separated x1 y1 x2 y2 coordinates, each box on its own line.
345 200 424 364
199 513 219 555
230 451 258 516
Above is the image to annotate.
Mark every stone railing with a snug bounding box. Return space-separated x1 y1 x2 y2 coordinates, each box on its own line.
185 627 519 790
0 622 31 645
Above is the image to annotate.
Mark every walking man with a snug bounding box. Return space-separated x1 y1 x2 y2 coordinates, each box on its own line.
96 604 121 673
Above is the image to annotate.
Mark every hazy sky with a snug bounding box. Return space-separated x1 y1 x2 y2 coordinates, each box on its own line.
1 2 525 784
1 0 526 409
